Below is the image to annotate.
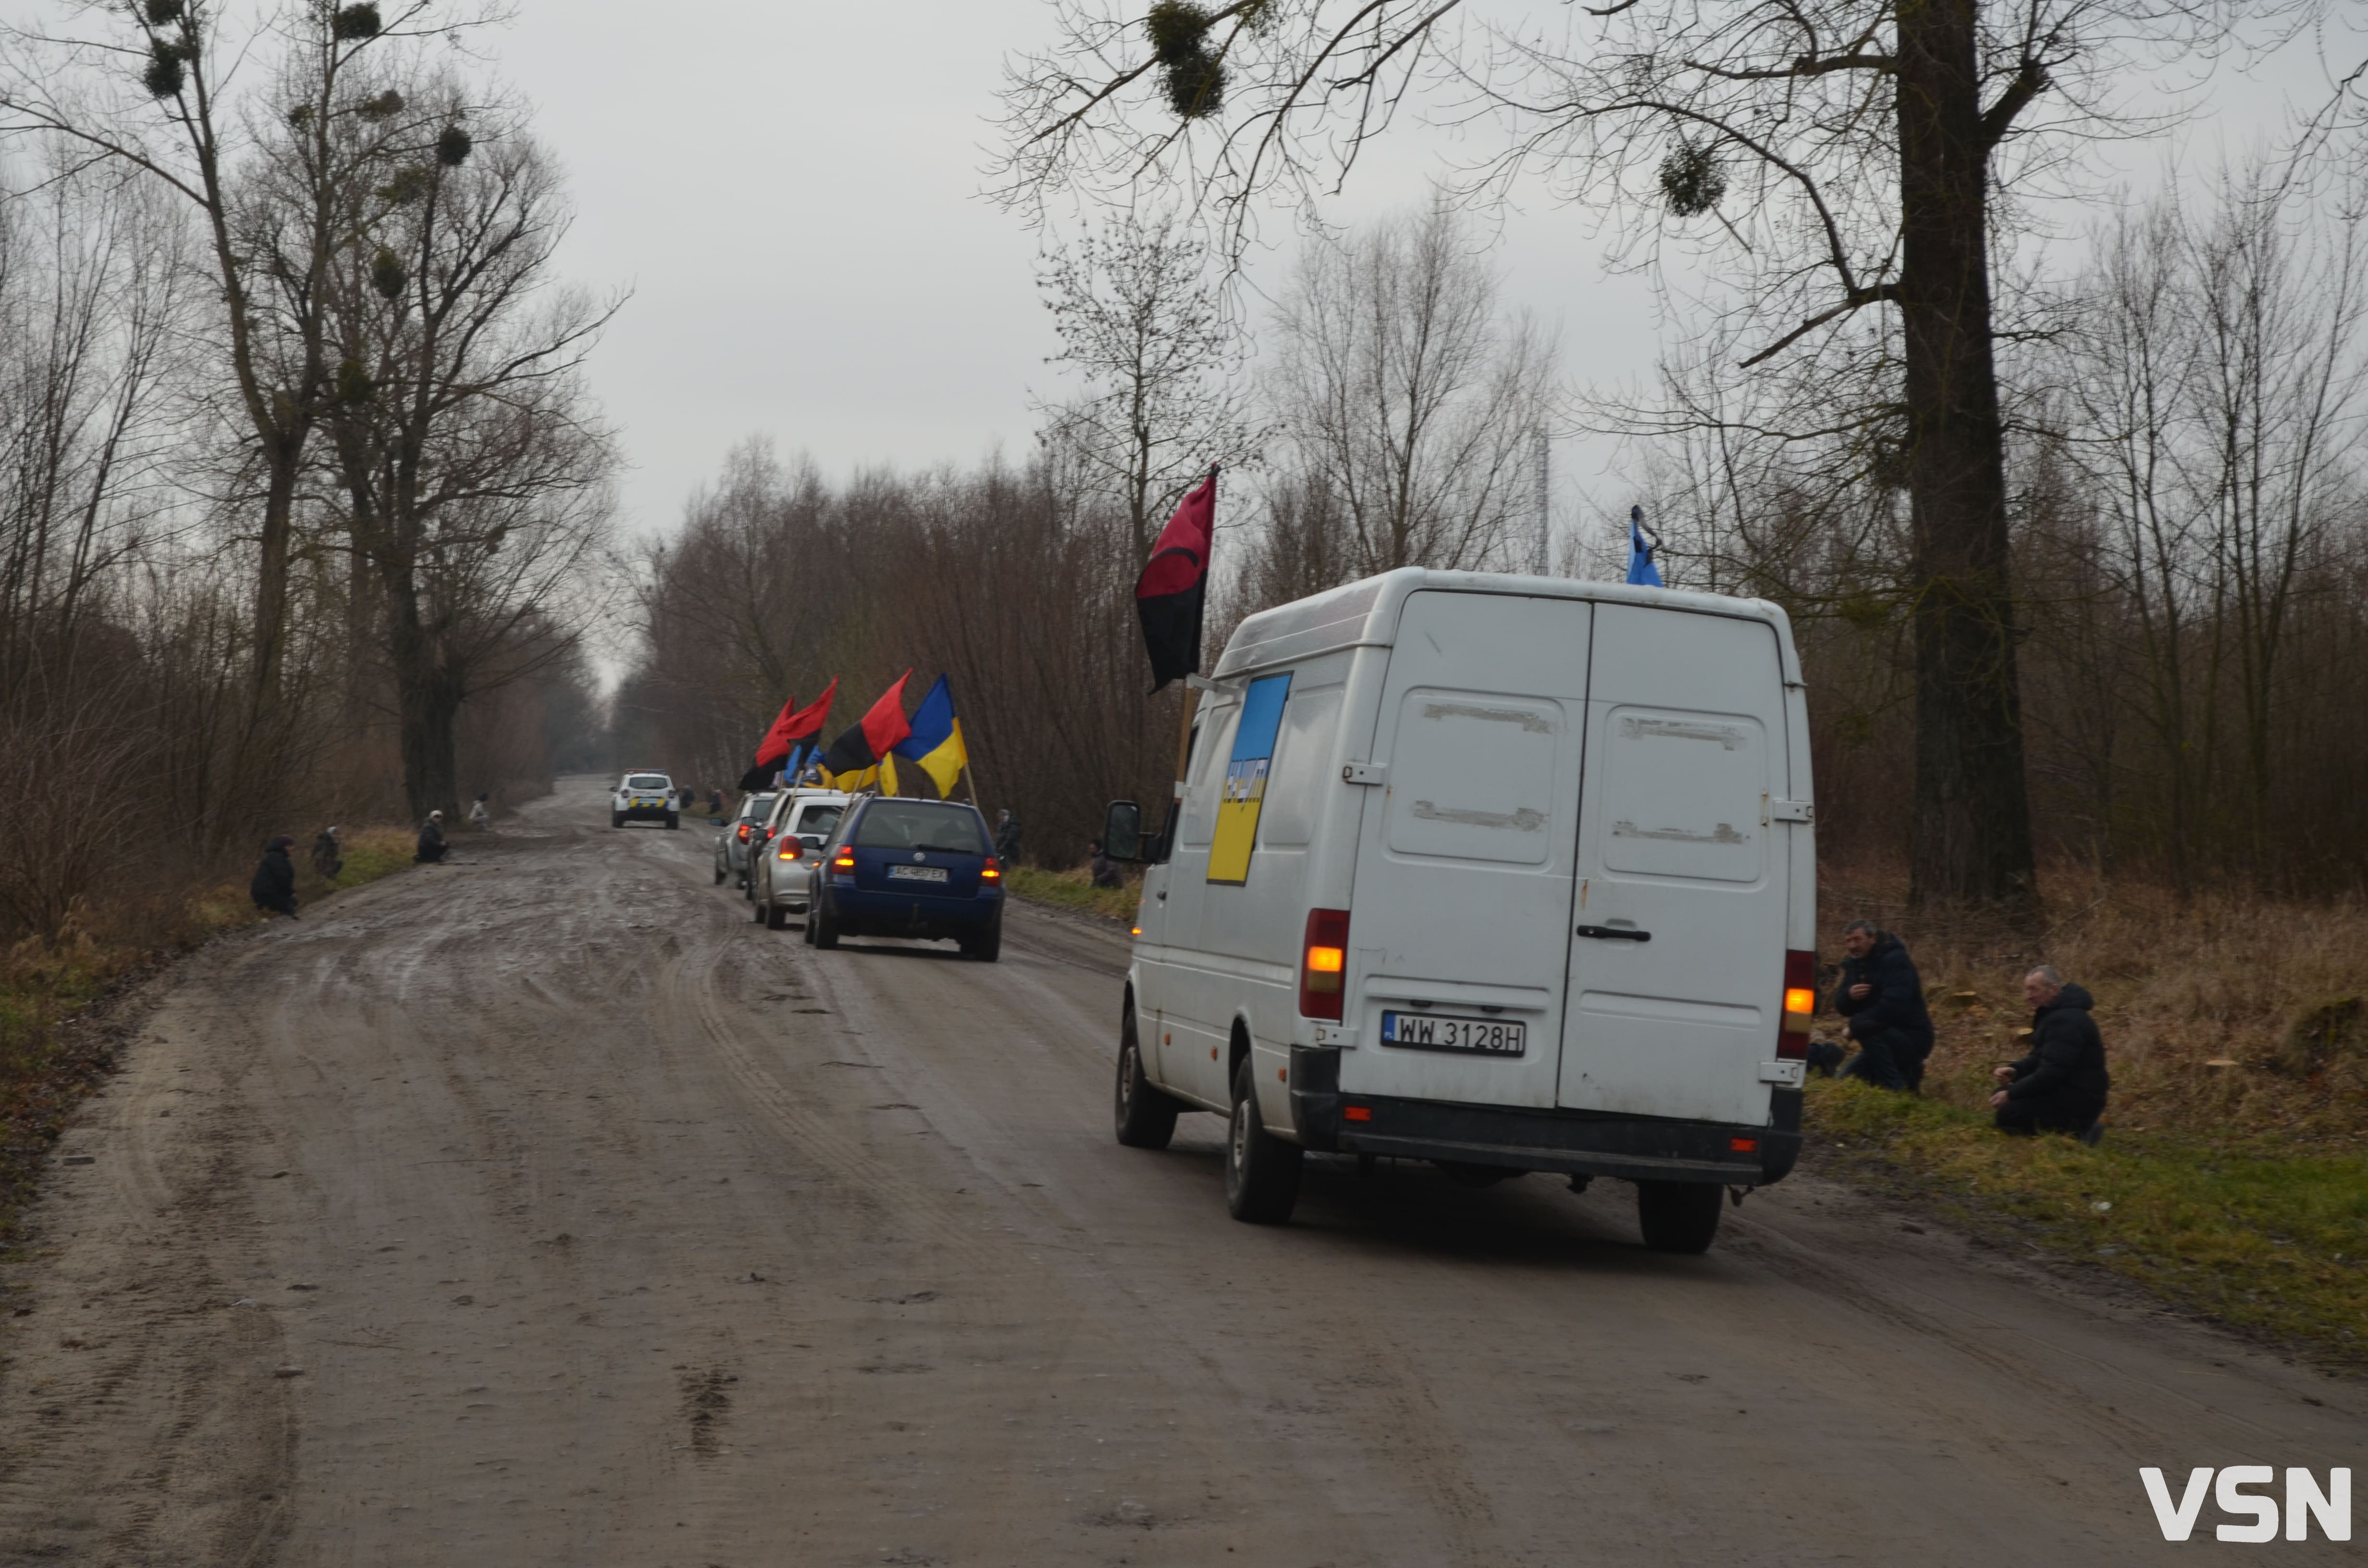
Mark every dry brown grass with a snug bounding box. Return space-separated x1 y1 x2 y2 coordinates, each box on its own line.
1818 864 2368 1144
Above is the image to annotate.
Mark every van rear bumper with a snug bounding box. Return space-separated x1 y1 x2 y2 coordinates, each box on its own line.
1290 1047 1801 1186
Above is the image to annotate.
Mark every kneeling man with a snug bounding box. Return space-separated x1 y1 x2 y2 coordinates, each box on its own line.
1992 966 2109 1136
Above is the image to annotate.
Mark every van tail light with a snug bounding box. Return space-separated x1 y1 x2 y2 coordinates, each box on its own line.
980 856 1001 882
1777 949 1817 1060
1299 908 1349 1021
831 846 856 871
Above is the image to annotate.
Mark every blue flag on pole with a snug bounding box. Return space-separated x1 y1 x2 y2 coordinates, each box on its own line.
1625 505 1663 587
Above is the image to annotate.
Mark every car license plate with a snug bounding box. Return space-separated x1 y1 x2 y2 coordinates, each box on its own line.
1380 1010 1525 1055
887 865 950 883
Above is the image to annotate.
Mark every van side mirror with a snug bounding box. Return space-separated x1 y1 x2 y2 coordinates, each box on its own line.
1103 799 1145 862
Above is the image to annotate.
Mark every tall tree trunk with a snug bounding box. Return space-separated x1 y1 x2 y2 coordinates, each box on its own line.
406 668 464 827
1894 0 2037 909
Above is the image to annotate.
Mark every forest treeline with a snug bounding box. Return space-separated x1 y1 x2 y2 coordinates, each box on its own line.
0 3 610 944
1637 161 2368 895
629 175 2368 894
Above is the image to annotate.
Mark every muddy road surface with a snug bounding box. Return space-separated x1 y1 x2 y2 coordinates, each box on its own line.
0 778 2354 1566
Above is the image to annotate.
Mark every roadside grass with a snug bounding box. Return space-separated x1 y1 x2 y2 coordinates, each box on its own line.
1808 1079 2368 1364
0 826 416 1251
1820 868 2368 1144
1005 864 1138 925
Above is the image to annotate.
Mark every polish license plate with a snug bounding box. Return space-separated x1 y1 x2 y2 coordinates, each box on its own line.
1380 1011 1526 1055
886 865 950 883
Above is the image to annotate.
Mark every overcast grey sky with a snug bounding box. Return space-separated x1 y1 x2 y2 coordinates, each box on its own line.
23 0 2332 550
481 1 2358 551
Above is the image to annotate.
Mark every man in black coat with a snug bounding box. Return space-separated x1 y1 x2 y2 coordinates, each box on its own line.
415 809 448 864
1830 919 1936 1092
250 835 299 918
1992 966 2109 1136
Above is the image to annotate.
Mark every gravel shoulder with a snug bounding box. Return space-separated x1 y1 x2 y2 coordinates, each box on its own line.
0 780 2356 1566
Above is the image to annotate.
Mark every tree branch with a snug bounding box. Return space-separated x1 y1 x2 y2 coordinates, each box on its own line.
1738 282 1901 368
1683 50 1895 82
1979 58 2050 148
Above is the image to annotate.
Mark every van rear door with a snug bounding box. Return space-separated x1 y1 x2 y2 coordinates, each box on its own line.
1556 604 1790 1127
1343 590 1589 1110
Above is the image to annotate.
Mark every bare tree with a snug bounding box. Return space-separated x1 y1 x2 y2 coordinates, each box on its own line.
0 0 492 726
1035 210 1260 558
1256 198 1560 587
319 86 619 822
996 0 2312 907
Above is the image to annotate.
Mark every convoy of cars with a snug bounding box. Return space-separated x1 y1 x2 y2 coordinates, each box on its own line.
669 564 1816 1256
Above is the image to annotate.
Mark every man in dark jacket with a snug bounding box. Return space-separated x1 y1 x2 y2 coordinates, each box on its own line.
1993 966 2109 1136
415 809 448 864
251 835 299 918
1830 919 1936 1092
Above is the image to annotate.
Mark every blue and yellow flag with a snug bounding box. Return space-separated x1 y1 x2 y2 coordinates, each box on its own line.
890 675 969 799
1209 672 1291 885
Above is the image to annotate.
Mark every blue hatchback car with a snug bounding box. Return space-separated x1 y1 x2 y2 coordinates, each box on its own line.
804 796 1005 961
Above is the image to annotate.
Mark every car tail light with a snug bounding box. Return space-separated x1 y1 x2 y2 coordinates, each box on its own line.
980 856 1001 882
831 846 856 871
1299 908 1349 1021
1777 949 1816 1059
736 824 751 842
777 841 801 860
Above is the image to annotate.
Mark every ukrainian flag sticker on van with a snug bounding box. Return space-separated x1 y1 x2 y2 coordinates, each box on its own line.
1209 672 1291 884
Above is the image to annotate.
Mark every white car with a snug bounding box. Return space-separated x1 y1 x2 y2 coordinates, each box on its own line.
611 771 679 829
749 788 853 927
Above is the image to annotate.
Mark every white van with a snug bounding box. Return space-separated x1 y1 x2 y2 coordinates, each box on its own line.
1103 567 1817 1253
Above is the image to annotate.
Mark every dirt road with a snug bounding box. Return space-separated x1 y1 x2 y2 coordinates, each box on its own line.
0 778 2354 1566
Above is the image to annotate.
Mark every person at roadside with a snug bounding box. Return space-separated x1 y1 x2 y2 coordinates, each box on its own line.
469 793 492 831
994 808 1022 864
1088 839 1121 888
1828 919 1936 1092
415 809 448 864
1992 966 2109 1138
311 825 344 882
707 788 723 816
251 835 300 918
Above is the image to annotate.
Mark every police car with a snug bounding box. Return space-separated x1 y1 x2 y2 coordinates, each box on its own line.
611 771 679 829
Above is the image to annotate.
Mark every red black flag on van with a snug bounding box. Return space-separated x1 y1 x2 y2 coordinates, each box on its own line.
738 679 838 792
1135 467 1216 693
819 671 913 790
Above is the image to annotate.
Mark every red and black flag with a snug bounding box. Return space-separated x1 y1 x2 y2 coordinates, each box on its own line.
738 679 838 792
1135 467 1216 693
819 671 913 790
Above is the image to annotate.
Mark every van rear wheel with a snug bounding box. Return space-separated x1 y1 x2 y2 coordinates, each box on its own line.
1224 1058 1302 1225
1113 1008 1180 1150
1636 1180 1723 1254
